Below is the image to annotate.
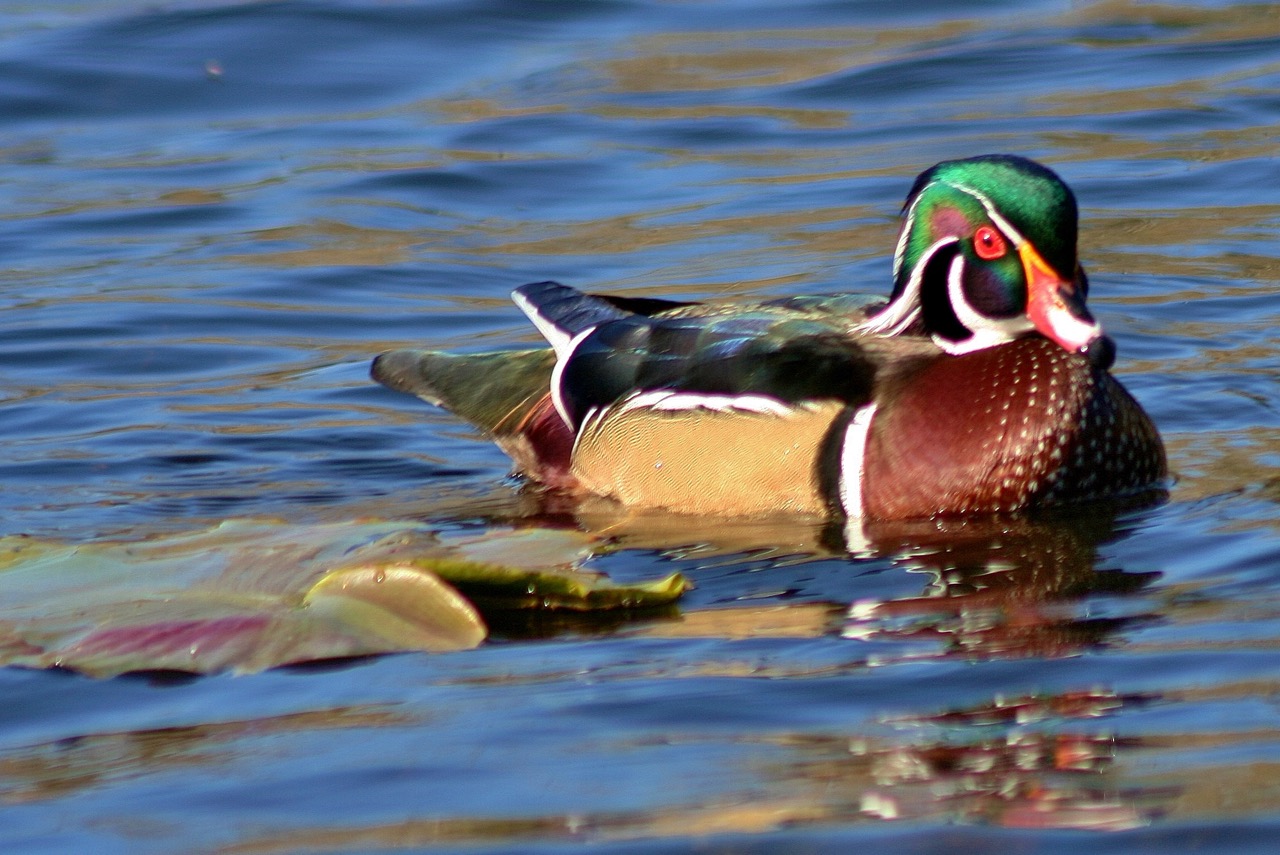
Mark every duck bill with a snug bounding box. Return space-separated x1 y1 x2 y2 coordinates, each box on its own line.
1021 243 1103 354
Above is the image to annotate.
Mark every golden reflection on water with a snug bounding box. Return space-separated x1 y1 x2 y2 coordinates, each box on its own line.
1163 429 1280 509
0 706 409 806
1064 0 1280 43
597 20 982 94
474 203 887 259
1087 207 1280 284
199 691 1175 854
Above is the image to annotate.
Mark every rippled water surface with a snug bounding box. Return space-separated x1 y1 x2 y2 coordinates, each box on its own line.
3 1 1280 851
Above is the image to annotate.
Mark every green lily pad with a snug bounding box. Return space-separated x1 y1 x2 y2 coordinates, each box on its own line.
414 555 691 611
0 519 689 677
359 526 690 610
304 563 486 652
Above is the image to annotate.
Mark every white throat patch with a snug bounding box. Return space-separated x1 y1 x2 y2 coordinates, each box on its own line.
938 253 1034 354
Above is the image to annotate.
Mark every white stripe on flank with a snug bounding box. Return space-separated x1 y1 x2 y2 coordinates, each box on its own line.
571 390 803 469
838 403 877 520
570 404 602 460
618 390 796 417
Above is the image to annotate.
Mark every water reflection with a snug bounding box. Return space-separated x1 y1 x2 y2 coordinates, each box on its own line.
0 497 1174 835
848 691 1163 830
847 509 1163 661
0 685 1178 842
478 501 1175 832
503 492 1166 662
0 706 408 805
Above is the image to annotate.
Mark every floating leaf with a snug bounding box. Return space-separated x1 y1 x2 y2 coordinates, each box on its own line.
304 564 486 652
410 556 691 611
49 607 276 677
0 518 688 677
365 526 690 610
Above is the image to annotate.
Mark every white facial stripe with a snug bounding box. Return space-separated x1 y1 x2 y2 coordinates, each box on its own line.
877 176 1024 340
838 403 877 519
935 329 1025 355
548 327 595 429
942 253 1034 353
941 180 1029 249
891 189 929 281
861 236 958 336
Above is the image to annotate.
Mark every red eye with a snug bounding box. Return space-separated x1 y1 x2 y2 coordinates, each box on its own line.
973 225 1008 260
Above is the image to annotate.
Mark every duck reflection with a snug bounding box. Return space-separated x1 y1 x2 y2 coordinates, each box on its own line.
495 497 1172 831
843 507 1162 661
512 492 1163 663
757 689 1166 832
839 510 1166 829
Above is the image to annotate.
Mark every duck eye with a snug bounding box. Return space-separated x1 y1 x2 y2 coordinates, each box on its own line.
972 225 1008 261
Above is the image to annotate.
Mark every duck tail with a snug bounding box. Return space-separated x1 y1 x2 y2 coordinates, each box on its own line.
371 348 556 437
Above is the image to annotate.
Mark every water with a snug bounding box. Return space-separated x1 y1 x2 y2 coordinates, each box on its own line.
2 0 1280 851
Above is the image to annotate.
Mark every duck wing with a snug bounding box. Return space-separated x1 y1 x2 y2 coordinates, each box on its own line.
512 280 890 429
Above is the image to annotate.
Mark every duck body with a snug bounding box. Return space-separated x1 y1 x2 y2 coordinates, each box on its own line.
373 155 1166 521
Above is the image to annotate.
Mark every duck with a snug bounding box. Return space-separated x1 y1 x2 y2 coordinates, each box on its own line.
372 154 1166 521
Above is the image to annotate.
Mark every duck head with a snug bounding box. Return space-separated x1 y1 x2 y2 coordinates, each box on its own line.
864 155 1114 369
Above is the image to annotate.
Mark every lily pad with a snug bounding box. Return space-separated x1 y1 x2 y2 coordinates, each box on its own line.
0 519 689 677
411 556 691 611
357 526 691 609
304 563 487 651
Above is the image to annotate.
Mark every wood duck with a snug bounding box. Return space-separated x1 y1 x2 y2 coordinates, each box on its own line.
372 155 1166 521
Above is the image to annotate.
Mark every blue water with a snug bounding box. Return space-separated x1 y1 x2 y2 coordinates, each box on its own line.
2 0 1280 851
